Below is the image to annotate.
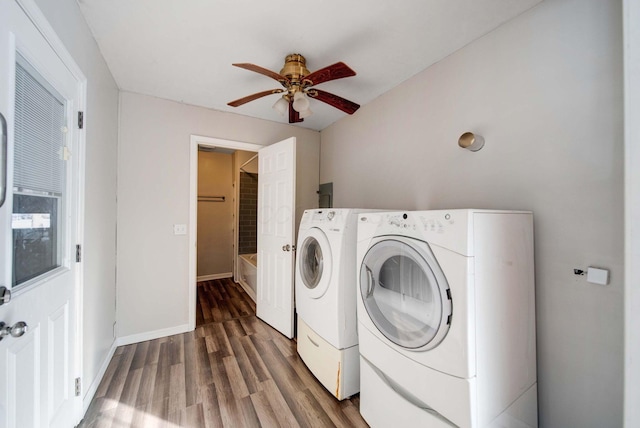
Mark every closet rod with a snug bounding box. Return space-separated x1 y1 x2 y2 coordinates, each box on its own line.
198 195 225 202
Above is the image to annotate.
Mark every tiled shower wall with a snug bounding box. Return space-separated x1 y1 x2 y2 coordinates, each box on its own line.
238 172 258 254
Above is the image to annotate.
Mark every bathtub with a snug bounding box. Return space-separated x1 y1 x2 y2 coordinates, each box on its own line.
238 253 257 302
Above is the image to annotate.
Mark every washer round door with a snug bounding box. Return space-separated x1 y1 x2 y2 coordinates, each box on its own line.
298 227 332 299
360 237 452 350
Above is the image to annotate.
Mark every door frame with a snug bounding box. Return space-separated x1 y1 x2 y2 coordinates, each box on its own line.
7 0 87 422
188 135 263 330
624 0 640 425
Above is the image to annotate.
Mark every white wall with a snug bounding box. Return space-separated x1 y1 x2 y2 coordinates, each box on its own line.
117 92 320 339
320 0 623 426
33 0 119 405
624 0 640 425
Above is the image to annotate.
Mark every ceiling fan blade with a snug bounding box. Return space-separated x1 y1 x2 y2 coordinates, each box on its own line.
289 102 303 123
308 89 360 115
232 63 288 84
302 62 356 87
228 89 284 107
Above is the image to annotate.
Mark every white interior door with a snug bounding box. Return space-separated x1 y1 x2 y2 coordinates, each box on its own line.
257 137 296 338
0 1 82 426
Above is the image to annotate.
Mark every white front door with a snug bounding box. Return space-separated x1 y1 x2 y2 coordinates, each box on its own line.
257 137 296 338
0 1 82 427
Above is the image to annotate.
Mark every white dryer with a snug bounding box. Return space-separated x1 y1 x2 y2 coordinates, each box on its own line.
356 210 537 428
295 208 367 400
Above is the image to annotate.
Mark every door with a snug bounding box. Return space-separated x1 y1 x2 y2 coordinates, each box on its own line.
0 1 82 427
359 237 452 350
257 137 296 338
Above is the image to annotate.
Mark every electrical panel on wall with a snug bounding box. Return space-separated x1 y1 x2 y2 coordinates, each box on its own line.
318 183 333 208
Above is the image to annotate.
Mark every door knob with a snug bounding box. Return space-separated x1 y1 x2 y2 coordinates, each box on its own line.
0 321 28 341
0 286 10 306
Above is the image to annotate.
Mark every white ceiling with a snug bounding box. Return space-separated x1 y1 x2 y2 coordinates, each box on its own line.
77 0 542 131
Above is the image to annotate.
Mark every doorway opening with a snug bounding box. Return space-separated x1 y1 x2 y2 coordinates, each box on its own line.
236 153 259 300
188 136 264 330
196 146 259 299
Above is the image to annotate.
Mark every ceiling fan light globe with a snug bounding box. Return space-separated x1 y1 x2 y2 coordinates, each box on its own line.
292 91 310 112
299 108 313 119
272 97 289 116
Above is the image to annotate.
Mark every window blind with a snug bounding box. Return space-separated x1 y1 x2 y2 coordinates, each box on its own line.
14 55 65 196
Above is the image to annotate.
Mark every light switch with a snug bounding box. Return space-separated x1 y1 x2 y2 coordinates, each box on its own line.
173 224 187 235
587 267 609 285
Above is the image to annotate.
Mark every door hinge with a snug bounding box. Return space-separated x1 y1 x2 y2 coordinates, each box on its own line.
75 244 81 263
77 111 84 129
75 377 81 396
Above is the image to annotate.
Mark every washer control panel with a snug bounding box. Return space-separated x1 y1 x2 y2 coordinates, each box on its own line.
310 209 340 222
303 209 348 232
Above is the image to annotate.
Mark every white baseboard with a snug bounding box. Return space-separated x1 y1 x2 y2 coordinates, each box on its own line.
197 272 232 282
82 339 118 414
115 323 192 347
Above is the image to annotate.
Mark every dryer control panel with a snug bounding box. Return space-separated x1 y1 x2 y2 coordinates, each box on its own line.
360 210 521 257
421 217 445 233
386 213 416 230
360 211 469 252
359 212 422 240
363 211 458 236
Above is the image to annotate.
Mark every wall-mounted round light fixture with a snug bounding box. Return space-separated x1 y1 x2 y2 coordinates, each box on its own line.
458 132 485 152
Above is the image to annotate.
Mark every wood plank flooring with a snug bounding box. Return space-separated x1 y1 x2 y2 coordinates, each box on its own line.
79 278 368 427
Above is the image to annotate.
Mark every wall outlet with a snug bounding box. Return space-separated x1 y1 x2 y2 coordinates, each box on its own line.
173 224 187 235
587 267 609 285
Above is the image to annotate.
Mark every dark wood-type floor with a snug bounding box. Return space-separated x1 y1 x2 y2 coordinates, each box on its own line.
79 278 368 427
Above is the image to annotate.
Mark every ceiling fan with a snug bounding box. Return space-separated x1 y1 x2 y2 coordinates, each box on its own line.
227 54 360 123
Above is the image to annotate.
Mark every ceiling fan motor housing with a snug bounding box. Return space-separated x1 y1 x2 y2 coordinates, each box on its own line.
280 54 310 83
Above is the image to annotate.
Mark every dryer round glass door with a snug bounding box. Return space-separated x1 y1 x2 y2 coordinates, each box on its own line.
360 237 452 350
298 227 332 298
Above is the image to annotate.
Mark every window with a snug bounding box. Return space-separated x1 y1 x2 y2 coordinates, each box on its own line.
12 54 67 287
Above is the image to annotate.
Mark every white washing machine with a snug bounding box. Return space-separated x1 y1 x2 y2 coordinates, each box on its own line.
295 208 369 400
356 210 537 428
